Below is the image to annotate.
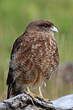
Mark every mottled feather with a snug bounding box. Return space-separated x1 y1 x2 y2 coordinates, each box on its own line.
7 20 59 98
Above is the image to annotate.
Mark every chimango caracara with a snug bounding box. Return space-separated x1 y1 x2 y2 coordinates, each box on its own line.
7 20 59 99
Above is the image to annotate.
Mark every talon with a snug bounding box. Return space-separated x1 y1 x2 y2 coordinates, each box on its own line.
24 87 38 99
38 86 52 103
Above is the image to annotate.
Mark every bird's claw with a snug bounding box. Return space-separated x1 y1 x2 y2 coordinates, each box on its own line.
36 96 52 104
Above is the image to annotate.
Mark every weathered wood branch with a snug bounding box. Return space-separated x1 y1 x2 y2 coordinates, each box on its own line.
0 93 73 110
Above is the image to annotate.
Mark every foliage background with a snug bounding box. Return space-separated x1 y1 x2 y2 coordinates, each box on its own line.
0 0 73 100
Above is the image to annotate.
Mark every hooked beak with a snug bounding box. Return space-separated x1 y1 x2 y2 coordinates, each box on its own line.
51 26 58 32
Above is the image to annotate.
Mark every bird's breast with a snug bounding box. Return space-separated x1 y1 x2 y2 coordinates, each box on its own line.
13 32 59 86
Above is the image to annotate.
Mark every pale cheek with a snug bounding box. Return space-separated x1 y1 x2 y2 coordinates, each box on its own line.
50 31 54 37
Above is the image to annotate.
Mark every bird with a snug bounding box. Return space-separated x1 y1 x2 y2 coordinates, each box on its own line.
6 19 59 99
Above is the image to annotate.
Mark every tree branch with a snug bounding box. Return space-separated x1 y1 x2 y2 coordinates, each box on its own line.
0 93 73 110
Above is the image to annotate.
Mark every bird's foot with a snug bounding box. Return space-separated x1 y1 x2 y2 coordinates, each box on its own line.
43 98 52 104
24 90 37 105
36 96 52 104
24 87 52 104
26 91 37 98
38 87 52 104
24 87 38 101
24 90 52 104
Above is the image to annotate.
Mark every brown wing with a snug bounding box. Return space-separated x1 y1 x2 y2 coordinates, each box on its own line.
7 32 33 86
7 34 24 85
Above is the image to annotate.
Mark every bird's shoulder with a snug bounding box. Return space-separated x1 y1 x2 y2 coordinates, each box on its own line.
7 32 27 85
11 33 24 57
10 31 58 61
10 31 39 55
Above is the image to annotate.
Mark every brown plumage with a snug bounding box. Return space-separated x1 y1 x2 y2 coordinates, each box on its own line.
7 20 59 98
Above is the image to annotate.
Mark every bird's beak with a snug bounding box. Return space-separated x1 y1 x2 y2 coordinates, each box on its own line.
51 26 58 32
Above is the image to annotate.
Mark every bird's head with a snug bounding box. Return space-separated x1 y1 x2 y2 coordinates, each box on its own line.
26 20 58 34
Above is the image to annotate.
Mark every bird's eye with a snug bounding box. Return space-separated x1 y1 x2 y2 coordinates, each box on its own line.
43 24 49 28
38 24 51 28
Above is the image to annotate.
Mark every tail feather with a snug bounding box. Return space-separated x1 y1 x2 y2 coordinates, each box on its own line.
7 82 23 99
7 81 15 99
7 85 12 99
7 81 27 99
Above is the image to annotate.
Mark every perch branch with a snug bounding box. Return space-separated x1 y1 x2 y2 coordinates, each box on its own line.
0 93 73 110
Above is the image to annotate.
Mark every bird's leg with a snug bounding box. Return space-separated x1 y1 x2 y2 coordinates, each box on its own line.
24 87 36 105
39 86 51 103
27 87 31 94
27 87 36 98
39 86 43 98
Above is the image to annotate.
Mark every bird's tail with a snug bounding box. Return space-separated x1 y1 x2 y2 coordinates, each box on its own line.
7 82 27 99
7 84 12 99
7 81 16 99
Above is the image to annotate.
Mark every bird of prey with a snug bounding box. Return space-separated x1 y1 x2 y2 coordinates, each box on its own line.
7 19 59 99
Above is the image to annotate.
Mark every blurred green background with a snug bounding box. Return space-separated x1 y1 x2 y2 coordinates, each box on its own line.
0 0 73 101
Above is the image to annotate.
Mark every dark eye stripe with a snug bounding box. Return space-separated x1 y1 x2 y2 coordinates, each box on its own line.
38 23 51 28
